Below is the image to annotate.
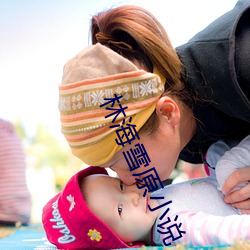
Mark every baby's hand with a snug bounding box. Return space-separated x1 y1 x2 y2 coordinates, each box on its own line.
223 166 250 214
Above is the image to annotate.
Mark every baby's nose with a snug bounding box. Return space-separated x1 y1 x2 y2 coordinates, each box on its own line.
126 191 140 206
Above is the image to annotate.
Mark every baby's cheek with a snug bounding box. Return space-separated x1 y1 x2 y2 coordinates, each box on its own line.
148 199 160 218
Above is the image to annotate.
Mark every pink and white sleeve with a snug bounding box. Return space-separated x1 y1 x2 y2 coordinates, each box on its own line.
215 135 250 192
160 210 250 246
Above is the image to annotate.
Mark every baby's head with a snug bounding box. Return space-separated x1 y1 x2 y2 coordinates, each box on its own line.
42 166 159 249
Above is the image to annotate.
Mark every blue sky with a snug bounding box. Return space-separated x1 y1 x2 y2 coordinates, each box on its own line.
0 0 238 139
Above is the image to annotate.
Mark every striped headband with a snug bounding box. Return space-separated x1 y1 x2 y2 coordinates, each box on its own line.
59 43 165 166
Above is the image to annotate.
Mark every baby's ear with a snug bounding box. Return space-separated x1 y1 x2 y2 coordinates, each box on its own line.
156 96 180 126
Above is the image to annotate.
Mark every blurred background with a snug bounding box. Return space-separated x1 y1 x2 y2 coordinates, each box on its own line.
0 0 238 223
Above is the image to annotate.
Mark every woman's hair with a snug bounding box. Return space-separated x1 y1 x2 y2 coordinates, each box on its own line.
90 5 193 135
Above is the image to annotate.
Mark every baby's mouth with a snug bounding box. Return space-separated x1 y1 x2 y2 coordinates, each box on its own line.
145 196 148 213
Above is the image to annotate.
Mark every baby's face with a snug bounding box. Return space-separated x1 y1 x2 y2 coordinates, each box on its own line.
84 174 160 244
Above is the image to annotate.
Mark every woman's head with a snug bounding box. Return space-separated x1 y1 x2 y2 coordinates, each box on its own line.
90 5 197 181
59 5 196 184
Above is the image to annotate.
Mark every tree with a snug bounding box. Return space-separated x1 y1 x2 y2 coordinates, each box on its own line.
14 120 85 191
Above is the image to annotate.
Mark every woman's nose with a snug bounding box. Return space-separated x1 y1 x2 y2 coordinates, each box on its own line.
122 176 136 185
116 170 136 185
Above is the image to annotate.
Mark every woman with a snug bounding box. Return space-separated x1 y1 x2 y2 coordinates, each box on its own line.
59 1 250 212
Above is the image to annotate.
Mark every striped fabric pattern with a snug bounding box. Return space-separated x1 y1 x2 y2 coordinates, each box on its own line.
58 43 166 165
59 69 164 149
0 119 31 224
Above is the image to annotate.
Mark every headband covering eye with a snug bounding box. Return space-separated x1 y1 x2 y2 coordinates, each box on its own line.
59 43 165 166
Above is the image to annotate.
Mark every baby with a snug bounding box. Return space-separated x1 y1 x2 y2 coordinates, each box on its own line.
42 136 250 249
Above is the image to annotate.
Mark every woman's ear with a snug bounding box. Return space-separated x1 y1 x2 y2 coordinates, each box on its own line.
156 96 180 126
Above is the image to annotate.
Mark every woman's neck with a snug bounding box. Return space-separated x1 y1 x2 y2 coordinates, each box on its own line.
179 103 197 149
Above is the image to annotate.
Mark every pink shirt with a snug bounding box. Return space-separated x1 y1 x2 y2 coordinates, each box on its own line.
0 119 31 224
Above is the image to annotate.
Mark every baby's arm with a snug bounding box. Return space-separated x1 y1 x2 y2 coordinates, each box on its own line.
215 135 250 193
155 210 250 246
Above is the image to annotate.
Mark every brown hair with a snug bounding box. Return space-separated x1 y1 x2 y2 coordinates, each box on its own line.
90 5 193 135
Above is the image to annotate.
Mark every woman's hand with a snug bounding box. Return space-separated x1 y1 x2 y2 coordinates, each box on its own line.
223 166 250 214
